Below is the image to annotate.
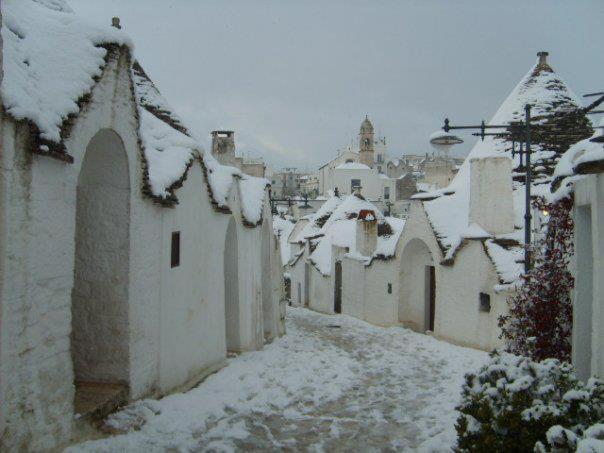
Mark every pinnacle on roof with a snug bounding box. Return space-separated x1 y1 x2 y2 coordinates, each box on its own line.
360 115 374 134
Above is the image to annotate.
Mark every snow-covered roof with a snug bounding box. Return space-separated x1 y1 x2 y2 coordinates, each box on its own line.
297 195 342 241
554 117 604 182
2 0 131 155
420 55 591 285
2 0 269 226
335 162 371 170
272 216 296 265
306 194 404 275
551 118 604 199
317 149 358 170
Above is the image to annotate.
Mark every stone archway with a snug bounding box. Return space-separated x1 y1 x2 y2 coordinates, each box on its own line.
224 217 241 352
71 129 131 416
261 219 275 341
399 238 436 332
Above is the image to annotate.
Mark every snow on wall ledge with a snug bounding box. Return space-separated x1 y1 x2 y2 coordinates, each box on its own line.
239 175 270 226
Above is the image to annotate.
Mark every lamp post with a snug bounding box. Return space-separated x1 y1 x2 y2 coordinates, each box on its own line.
439 88 603 274
439 104 536 274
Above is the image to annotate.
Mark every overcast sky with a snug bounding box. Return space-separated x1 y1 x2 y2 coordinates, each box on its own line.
73 0 604 171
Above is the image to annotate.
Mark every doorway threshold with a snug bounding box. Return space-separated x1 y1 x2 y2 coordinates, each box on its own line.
74 381 128 422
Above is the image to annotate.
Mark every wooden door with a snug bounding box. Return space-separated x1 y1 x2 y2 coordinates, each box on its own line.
428 265 436 331
334 261 342 314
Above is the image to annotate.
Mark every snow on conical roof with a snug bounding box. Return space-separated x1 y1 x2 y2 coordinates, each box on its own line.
422 54 590 285
2 0 270 226
308 194 404 275
2 0 131 149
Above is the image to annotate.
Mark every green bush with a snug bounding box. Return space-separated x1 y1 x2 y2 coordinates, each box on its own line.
455 351 604 452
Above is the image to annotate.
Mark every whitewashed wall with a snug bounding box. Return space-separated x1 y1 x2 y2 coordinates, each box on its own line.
363 260 399 326
0 49 281 451
309 266 333 314
396 202 443 332
342 257 399 326
341 258 365 319
287 253 306 307
437 241 508 350
573 173 604 380
0 51 148 450
396 201 509 351
333 168 380 198
158 159 228 394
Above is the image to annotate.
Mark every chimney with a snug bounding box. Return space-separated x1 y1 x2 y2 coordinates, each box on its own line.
112 17 122 29
468 157 515 235
537 51 549 66
356 210 378 256
211 130 236 166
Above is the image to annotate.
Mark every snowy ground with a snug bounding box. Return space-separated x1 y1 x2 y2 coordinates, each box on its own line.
69 307 487 452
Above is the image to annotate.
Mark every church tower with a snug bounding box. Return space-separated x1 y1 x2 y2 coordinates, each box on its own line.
359 116 374 168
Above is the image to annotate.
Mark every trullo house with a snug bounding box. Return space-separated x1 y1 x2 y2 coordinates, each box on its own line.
395 52 591 350
286 192 405 324
0 1 285 450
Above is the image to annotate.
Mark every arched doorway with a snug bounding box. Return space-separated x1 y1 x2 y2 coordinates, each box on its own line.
224 217 240 352
261 220 274 341
71 129 130 416
399 238 436 332
334 261 342 314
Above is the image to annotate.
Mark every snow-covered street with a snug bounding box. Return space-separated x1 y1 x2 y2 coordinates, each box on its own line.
71 308 487 452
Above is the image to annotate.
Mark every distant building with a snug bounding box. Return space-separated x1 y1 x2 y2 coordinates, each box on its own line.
211 130 266 178
270 168 310 198
299 174 319 198
315 117 413 216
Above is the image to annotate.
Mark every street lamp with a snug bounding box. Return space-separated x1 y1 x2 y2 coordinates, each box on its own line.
429 130 464 159
439 105 535 273
438 89 603 275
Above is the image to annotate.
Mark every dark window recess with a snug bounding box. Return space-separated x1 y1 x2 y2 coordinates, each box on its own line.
171 231 180 268
387 283 392 294
479 292 491 312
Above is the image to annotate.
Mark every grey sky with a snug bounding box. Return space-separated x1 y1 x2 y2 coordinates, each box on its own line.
73 0 604 171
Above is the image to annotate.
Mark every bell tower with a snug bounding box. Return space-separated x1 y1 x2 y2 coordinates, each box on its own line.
359 115 374 168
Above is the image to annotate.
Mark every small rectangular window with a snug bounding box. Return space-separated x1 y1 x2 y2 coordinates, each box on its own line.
479 292 491 312
171 231 180 268
351 179 361 193
387 283 392 294
384 186 390 200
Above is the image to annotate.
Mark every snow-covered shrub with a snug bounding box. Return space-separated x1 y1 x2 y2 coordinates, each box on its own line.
456 352 604 452
535 423 604 452
499 197 574 362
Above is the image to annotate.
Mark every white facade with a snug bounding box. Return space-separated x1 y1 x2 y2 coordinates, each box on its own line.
0 44 284 452
572 172 604 380
395 202 509 350
317 149 358 195
330 163 396 202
